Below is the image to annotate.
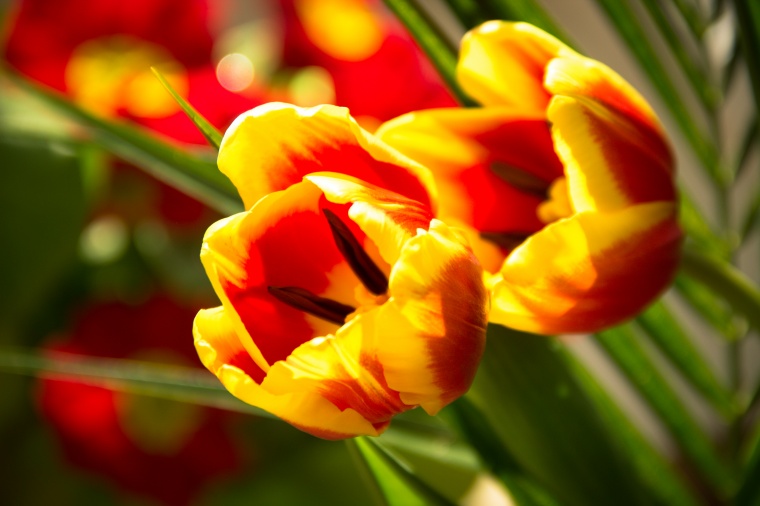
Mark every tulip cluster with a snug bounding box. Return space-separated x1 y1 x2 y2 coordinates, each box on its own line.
195 22 681 438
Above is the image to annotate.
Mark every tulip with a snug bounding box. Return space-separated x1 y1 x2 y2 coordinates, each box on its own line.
377 21 682 334
40 296 243 505
194 104 488 439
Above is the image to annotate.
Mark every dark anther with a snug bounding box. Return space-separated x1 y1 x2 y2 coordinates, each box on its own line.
322 208 389 295
268 286 356 325
491 161 551 198
480 231 532 251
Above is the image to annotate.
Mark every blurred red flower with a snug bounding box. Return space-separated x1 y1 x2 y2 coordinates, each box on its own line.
277 0 456 126
39 295 247 506
3 0 272 225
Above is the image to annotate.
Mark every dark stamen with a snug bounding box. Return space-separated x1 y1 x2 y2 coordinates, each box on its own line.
480 231 532 251
268 286 356 325
322 208 389 295
491 161 551 198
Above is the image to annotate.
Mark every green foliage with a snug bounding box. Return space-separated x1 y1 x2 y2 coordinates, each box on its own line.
151 67 224 150
0 135 88 342
4 71 242 216
466 325 648 506
347 437 456 506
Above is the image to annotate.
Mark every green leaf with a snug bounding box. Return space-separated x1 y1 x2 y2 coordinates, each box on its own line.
0 135 88 341
592 0 723 184
636 301 737 418
4 70 243 216
0 346 271 417
595 326 734 495
440 0 491 30
381 0 475 106
639 0 719 111
741 188 760 243
481 0 572 46
671 0 708 39
680 247 760 334
564 346 700 506
444 398 560 506
680 189 728 258
346 437 456 506
736 422 760 506
734 0 760 118
673 273 737 337
151 67 223 150
734 115 757 181
466 324 649 506
736 448 760 506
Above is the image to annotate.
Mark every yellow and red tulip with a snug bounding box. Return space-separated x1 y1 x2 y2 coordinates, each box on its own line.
194 103 488 439
377 21 682 335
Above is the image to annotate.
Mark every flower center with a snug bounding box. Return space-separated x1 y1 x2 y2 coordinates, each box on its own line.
537 177 573 224
65 35 187 118
267 208 389 325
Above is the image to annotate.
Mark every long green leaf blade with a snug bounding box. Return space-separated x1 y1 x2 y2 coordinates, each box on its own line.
672 0 708 39
484 0 571 45
441 0 491 30
680 247 760 334
346 437 456 506
444 398 560 506
680 189 727 258
639 0 718 111
565 345 700 506
734 0 760 118
467 324 650 506
4 71 242 215
736 442 760 506
381 0 475 106
735 115 758 180
151 67 223 150
636 301 736 418
595 326 734 494
0 346 269 417
674 273 737 337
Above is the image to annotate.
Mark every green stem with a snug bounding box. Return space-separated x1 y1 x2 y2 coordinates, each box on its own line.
679 248 760 334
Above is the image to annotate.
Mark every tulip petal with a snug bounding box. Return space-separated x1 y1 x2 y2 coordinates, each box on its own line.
193 306 266 383
545 55 671 159
376 107 563 250
218 102 435 209
193 306 380 439
306 173 433 267
457 21 568 110
302 178 488 413
373 220 488 414
549 96 676 213
490 202 682 334
262 328 408 431
200 181 362 369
